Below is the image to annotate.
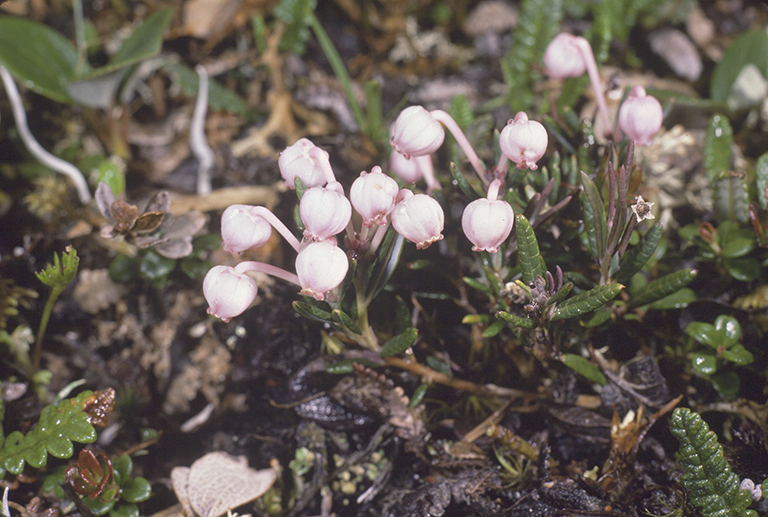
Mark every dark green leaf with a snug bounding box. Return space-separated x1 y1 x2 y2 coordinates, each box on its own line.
710 30 768 102
449 162 483 200
615 224 663 285
380 328 419 357
113 454 133 479
756 152 768 211
691 352 717 375
0 16 79 103
110 504 140 517
714 315 741 348
581 171 607 258
121 477 153 503
463 276 494 295
721 344 753 366
627 268 697 309
649 288 696 310
139 250 175 281
711 371 740 400
481 320 506 338
713 176 749 223
704 115 733 183
561 354 606 385
332 309 361 335
686 322 719 349
292 301 332 323
274 0 316 54
718 224 755 258
109 254 140 283
545 282 573 307
552 283 624 321
580 307 612 327
515 214 546 285
723 256 760 282
409 384 428 408
496 311 535 329
109 9 173 73
363 227 404 300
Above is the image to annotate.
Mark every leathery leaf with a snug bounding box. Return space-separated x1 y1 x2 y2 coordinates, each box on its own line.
627 269 697 309
515 214 546 286
551 284 623 321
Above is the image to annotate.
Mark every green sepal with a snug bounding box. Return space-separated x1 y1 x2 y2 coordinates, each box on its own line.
561 354 606 386
496 311 535 329
551 283 624 321
449 162 483 200
580 171 607 258
481 320 506 338
615 224 663 285
331 309 361 335
515 214 546 286
380 328 419 357
627 268 697 309
292 301 333 323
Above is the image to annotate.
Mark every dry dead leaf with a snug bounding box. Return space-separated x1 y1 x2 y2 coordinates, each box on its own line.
171 452 276 517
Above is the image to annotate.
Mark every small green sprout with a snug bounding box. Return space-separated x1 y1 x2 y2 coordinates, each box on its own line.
685 315 753 398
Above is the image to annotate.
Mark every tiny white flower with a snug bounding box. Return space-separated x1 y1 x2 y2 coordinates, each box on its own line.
631 195 655 223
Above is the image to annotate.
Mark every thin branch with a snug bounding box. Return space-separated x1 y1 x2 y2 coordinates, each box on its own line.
191 65 215 195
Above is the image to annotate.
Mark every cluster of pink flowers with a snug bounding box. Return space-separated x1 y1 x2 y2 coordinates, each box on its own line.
203 31 665 323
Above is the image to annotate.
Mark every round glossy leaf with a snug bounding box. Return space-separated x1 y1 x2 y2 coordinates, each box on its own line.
714 315 741 347
724 256 761 282
720 228 756 258
121 477 152 503
110 503 140 517
691 353 717 376
685 322 719 349
112 455 133 479
84 496 116 516
721 344 754 365
109 255 140 283
711 371 740 399
139 250 176 281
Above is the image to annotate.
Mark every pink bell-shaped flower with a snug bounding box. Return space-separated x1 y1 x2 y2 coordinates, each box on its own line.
278 138 334 189
461 180 514 253
350 166 399 227
391 190 445 249
543 33 586 79
299 182 352 241
295 241 349 300
389 149 423 184
221 204 273 255
390 106 445 159
203 264 259 322
499 112 548 170
617 86 663 146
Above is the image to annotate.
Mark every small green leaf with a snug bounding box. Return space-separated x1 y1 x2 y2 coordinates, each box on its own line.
686 322 719 349
723 256 760 281
109 254 140 283
409 384 428 408
0 16 79 103
462 314 490 324
113 454 133 479
615 224 663 285
449 162 483 200
363 227 404 301
545 282 573 307
710 30 768 102
481 319 506 338
163 62 249 116
756 152 768 211
139 250 175 281
580 307 612 328
552 283 624 321
704 115 733 183
711 371 740 399
108 8 173 73
721 344 753 366
110 504 140 517
292 301 332 323
463 277 494 295
649 288 696 310
691 352 718 375
719 225 756 258
627 268 697 309
714 315 741 347
84 497 116 516
331 309 361 335
380 328 419 357
581 171 607 258
496 311 535 329
515 214 546 286
561 354 607 385
121 477 152 503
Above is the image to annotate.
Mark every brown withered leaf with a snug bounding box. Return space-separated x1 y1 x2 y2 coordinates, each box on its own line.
132 211 166 235
81 388 116 427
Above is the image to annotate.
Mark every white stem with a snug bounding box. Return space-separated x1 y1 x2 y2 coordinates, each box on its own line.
237 261 301 287
191 65 215 195
251 206 301 252
0 66 91 204
430 109 486 177
415 155 440 192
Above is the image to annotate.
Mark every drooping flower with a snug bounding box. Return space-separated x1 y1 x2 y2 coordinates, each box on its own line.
391 190 445 249
499 112 548 170
295 241 349 300
278 138 335 189
543 33 586 79
617 86 663 146
350 166 399 227
299 182 352 241
461 179 514 252
390 106 445 159
203 264 259 322
221 204 273 254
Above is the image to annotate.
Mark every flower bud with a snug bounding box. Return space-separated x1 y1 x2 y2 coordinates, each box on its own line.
295 241 349 300
278 138 331 189
617 86 663 146
221 204 272 254
390 106 445 159
543 33 586 79
203 265 259 322
391 190 444 249
299 182 352 241
350 166 399 227
461 198 514 252
499 112 548 170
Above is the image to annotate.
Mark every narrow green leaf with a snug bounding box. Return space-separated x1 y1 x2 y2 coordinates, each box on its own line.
449 162 483 200
102 8 173 74
409 384 428 408
580 307 612 327
332 309 361 335
163 62 249 116
627 269 698 309
515 214 546 285
496 311 535 329
649 288 696 310
463 276 494 295
615 224 663 285
756 152 768 211
0 17 79 103
581 171 607 258
462 314 490 324
380 328 419 357
713 176 749 223
292 301 333 323
561 354 606 385
481 319 506 338
545 282 573 307
363 227 404 300
552 283 624 321
704 115 733 183
710 30 768 102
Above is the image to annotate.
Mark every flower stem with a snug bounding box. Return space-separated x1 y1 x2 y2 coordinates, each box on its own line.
251 206 302 252
430 110 486 178
237 261 300 286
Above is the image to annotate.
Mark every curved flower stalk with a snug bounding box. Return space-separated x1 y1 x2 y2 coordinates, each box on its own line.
461 179 514 252
389 152 441 193
221 204 301 254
